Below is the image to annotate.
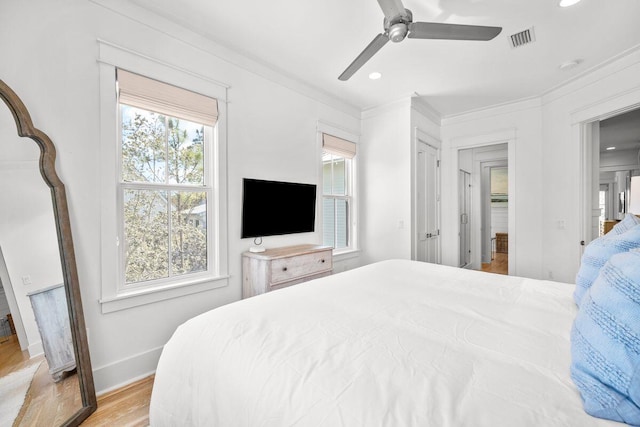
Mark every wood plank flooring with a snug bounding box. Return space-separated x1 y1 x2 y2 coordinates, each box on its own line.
481 252 508 275
1 334 83 426
1 333 153 426
83 376 153 426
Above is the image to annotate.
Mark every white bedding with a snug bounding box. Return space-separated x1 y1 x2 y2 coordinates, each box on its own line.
150 259 623 426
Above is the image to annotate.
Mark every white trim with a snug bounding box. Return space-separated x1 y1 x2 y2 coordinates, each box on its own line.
90 0 360 119
316 121 359 143
411 98 442 125
361 97 411 120
574 86 640 267
100 275 229 314
98 41 229 313
98 40 229 100
93 344 163 394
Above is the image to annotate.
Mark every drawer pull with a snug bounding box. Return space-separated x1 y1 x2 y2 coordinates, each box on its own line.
282 267 288 272
321 259 325 263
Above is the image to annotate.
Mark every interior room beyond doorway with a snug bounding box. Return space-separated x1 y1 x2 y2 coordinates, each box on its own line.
458 143 509 275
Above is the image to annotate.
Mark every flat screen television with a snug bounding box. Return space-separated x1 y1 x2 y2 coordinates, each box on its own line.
241 178 317 239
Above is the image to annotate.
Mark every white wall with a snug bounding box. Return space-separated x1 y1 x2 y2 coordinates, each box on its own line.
0 0 360 392
360 100 412 264
441 100 543 279
0 104 63 355
540 48 640 283
439 46 640 283
0 163 63 356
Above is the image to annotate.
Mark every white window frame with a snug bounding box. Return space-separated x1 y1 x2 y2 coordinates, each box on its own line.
117 106 214 291
98 41 229 313
318 122 359 257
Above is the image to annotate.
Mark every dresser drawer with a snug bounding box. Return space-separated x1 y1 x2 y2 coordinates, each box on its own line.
242 244 334 298
270 250 332 285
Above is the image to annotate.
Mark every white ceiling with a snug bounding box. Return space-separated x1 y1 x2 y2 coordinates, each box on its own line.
127 0 640 117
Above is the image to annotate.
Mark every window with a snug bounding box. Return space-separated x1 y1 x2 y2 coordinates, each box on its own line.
322 133 356 252
98 42 228 313
117 70 217 290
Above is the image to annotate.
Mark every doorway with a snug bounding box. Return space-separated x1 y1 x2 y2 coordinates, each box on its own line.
458 143 509 274
581 107 640 248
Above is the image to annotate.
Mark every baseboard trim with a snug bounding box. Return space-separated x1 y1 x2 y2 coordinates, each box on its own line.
93 345 163 394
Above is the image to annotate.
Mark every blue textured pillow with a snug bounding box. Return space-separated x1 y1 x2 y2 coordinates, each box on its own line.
611 214 640 235
570 249 640 425
574 224 640 305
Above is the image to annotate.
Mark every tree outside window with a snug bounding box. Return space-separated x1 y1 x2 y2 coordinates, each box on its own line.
120 105 210 285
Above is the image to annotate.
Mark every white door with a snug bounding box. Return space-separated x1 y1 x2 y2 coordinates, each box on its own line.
459 170 471 267
417 141 440 263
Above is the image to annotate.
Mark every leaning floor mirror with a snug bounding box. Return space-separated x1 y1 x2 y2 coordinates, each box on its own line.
0 80 96 426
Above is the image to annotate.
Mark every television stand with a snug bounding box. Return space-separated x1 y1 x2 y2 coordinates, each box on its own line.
242 244 333 298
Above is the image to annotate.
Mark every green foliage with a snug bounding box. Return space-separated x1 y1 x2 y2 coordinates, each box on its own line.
121 106 208 284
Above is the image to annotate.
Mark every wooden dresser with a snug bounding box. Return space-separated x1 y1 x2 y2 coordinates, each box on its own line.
242 244 333 298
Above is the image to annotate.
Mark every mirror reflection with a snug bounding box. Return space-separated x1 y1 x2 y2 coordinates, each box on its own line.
0 93 82 424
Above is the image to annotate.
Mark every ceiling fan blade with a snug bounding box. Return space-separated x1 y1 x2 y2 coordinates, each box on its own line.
408 22 502 41
338 33 389 81
377 0 406 20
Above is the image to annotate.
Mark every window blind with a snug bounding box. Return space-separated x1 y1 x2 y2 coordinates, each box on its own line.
322 133 356 159
117 69 218 126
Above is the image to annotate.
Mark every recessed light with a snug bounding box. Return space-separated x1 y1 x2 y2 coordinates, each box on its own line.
559 59 581 70
368 72 382 80
559 0 582 7
606 146 616 151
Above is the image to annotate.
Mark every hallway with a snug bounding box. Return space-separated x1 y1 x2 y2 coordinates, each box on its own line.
481 252 508 275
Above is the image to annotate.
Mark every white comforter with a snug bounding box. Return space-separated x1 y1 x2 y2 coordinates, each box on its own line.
150 259 622 426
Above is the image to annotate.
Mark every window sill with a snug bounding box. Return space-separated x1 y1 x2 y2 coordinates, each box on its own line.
332 248 361 261
99 274 229 314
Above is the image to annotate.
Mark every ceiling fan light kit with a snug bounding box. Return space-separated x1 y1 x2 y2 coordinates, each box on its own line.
338 0 502 81
559 0 582 7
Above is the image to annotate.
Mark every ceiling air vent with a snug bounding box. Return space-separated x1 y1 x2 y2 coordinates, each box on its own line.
509 27 535 48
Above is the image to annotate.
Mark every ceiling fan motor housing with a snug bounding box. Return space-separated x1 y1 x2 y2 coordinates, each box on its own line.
385 8 412 42
389 23 408 42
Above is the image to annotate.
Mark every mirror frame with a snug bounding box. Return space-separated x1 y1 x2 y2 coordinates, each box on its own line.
0 79 97 426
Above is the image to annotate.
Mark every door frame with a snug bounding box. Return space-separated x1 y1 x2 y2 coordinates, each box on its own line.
412 128 441 263
450 129 516 275
577 100 640 258
459 169 472 268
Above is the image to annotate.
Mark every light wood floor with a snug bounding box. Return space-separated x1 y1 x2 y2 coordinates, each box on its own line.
1 333 153 426
481 252 508 275
1 334 82 426
83 376 153 426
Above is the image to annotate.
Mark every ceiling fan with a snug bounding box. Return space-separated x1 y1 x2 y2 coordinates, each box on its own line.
338 0 503 81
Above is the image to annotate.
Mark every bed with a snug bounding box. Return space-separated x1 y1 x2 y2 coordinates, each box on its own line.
149 259 632 426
